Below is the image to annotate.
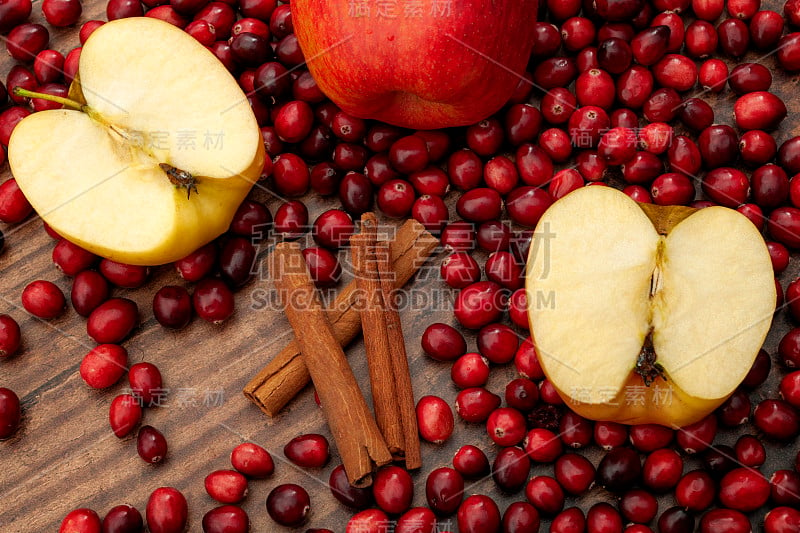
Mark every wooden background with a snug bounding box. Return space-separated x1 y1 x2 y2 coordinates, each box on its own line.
1 1 800 531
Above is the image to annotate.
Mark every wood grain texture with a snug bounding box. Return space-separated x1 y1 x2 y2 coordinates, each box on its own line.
0 1 798 531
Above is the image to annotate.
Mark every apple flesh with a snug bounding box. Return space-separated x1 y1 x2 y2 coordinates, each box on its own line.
8 17 264 265
526 187 775 427
292 0 538 129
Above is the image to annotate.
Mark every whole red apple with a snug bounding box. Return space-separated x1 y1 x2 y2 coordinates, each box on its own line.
292 0 538 129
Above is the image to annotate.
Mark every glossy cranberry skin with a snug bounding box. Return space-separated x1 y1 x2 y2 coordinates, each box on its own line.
309 209 352 250
642 448 683 493
59 509 102 533
455 188 503 223
127 362 162 407
454 281 505 329
424 467 464 515
6 23 49 61
192 279 234 324
146 487 187 533
702 167 750 208
597 447 641 492
102 504 143 533
174 243 216 282
79 344 127 389
201 505 249 533
685 20 718 58
412 194 448 233
416 395 454 444
97 260 147 289
372 465 414 515
718 17 750 57
631 25 670 65
739 130 776 168
220 237 256 287
698 508 751 533
109 393 142 438
658 507 694 533
502 502 540 533
338 171 373 216
451 352 489 389
718 467 770 512
717 389 751 427
769 207 800 248
0 0 32 33
754 399 800 439
452 444 490 478
524 427 563 463
642 88 681 123
653 54 697 92
0 108 31 147
0 387 21 439
21 280 65 319
525 475 564 516
409 167 448 197
456 387 501 423
0 315 20 359
327 465 373 511
283 433 329 469
735 92 787 131
751 10 784 49
87 298 138 343
491 446 530 493
765 507 800 533
702 445 738 481
52 239 97 276
555 452 596 495
136 425 168 464
457 494 501 533
149 285 192 329
388 135 429 174
421 323 467 362
266 484 310 527
592 421 627 451
769 469 800 506
447 149 482 190
698 125 739 169
619 489 657 524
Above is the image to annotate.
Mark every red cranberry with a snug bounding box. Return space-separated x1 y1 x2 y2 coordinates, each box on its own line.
765 507 800 533
230 442 274 479
302 246 341 287
152 286 192 329
676 414 717 454
717 389 751 426
642 88 682 123
174 243 216 282
698 124 739 169
718 17 750 56
754 399 800 439
453 444 490 478
719 467 770 512
751 9 784 49
685 20 718 58
699 508 751 533
284 433 329 468
781 371 800 407
421 323 467 361
466 118 504 157
412 195 448 233
702 445 738 481
394 508 436 533
312 209 354 250
493 446 531 493
658 507 694 533
329 463 373 510
146 487 187 533
0 0 32 33
702 167 750 208
451 352 490 389
373 465 414 515
346 509 389 533
456 188 503 223
506 103 542 146
425 467 464 514
457 494 501 533
638 122 673 154
79 344 127 389
192 279 234 324
770 469 800 506
525 475 564 516
204 469 248 504
99 260 148 289
0 315 20 358
416 395 454 444
487 407 527 447
21 280 65 319
409 167 448 197
555 452 595 495
516 144 554 187
6 23 49 61
338 171 373 216
597 447 642 492
377 179 415 219
102 504 143 533
524 427 563 463
619 489 658 524
389 135 429 174
447 149 483 190
109 393 142 438
653 54 697 92
483 155 519 195
769 207 800 248
106 0 144 20
128 362 163 407
453 281 505 330
587 502 623 533
631 25 670 65
642 448 683 492
59 509 101 533
593 421 628 450
455 387 501 423
201 505 249 533
734 91 787 131
515 338 545 380
504 378 539 413
87 298 138 343
0 108 31 148
0 387 21 439
740 129 777 167
136 425 168 464
70 270 110 318
52 239 97 276
558 411 592 449
503 501 540 533
266 484 310 527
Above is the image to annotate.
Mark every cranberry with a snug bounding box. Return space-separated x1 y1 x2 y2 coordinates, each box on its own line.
202 469 248 504
631 25 670 65
770 469 800 506
740 129 777 167
98 260 148 289
586 502 623 533
266 484 310 527
698 508 750 533
657 507 694 533
493 446 531 493
455 387 501 423
146 487 187 533
230 200 271 239
751 10 784 49
441 221 476 252
593 421 628 450
394 508 436 533
653 54 697 92
136 425 168 464
201 505 249 533
421 323 467 361
388 135 429 174
416 395 454 444
702 445 738 480
174 243 216 282
102 504 143 533
0 387 21 439
301 246 341 288
525 475 564 516
765 507 800 533
754 399 800 439
623 151 663 184
719 467 770 512
642 88 682 123
516 144 554 186
524 427 563 463
698 124 739 169
678 98 714 132
59 509 101 533
230 442 274 479
685 20 718 58
70 270 110 317
0 315 20 358
642 448 683 492
409 167 448 197
508 288 529 329
702 167 750 208
717 389 751 426
128 362 163 407
283 433 329 468
452 444 490 478
554 452 595 495
192 279 234 324
718 17 750 56
87 298 138 343
506 103 542 146
424 467 464 514
676 414 717 454
327 463 372 510
338 171 373 216
502 502 540 533
152 286 192 329
735 91 787 131
0 0 32 33
109 393 142 438
6 23 49 61
619 489 658 524
373 465 414 515
21 280 65 319
515 338 545 380
781 371 800 407
346 509 389 533
79 344 127 389
412 195 448 233
52 239 97 276
456 188 503 223
457 494 501 533
447 149 483 190
504 378 539 413
451 352 490 389
638 122 673 154
768 207 800 248
453 281 505 330
466 119 504 157
597 447 642 492
0 108 31 148
312 209 354 250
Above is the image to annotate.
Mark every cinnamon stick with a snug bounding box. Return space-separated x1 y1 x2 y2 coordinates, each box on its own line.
270 242 392 487
351 214 405 460
244 219 438 417
376 240 422 470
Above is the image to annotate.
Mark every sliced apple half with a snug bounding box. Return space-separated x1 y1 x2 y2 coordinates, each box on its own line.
8 17 265 265
526 186 775 427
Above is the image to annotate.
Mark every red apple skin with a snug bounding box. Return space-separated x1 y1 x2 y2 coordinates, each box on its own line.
292 0 538 129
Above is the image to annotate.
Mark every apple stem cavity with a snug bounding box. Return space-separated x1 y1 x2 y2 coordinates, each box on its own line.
159 163 198 199
12 87 85 111
636 332 667 387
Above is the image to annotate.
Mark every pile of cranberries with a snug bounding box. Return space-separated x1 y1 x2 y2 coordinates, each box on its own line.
2 0 800 530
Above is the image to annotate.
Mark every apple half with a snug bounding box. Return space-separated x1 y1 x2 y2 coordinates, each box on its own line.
526 186 775 427
8 17 265 265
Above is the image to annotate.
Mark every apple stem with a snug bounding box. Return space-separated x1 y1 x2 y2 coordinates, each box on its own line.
12 87 85 111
